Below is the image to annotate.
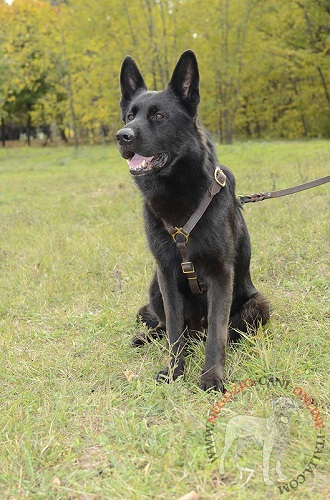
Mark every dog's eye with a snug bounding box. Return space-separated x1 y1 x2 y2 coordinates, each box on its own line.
155 112 165 120
127 113 134 122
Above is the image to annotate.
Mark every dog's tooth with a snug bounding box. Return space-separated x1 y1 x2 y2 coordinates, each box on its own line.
141 160 146 168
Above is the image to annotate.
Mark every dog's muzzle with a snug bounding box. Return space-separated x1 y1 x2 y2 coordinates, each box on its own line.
116 127 135 147
116 127 168 175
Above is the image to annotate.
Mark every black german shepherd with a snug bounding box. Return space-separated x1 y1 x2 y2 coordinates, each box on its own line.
116 50 270 392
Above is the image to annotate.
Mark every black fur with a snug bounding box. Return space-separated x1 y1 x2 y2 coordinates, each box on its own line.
117 50 270 391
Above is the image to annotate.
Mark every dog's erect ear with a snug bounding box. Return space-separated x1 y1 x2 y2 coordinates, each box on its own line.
168 50 200 116
120 56 147 114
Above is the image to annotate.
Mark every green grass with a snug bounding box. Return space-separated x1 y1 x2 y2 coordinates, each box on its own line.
0 141 329 499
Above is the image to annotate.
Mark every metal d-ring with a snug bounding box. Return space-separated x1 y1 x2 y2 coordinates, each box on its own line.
214 167 226 187
172 227 189 244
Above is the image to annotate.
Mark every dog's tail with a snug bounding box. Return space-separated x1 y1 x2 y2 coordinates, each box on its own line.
229 292 270 342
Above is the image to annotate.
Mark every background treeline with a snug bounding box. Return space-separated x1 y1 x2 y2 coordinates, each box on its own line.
0 0 329 145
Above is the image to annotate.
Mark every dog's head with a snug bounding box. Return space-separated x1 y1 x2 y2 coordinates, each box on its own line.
271 397 300 425
116 50 201 176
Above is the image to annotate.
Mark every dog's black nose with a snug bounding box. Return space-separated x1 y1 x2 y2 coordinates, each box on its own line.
116 127 135 145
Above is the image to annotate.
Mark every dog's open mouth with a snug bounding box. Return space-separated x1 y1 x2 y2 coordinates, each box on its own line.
127 153 168 175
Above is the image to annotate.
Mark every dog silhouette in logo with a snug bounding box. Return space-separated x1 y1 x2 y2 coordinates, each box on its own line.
219 397 299 486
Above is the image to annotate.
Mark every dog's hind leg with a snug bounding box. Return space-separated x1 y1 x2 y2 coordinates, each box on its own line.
275 457 288 482
230 217 270 341
233 439 255 486
234 438 246 474
229 292 270 342
136 304 159 329
219 428 236 474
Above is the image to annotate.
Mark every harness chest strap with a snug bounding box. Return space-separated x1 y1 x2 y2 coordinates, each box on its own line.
162 167 227 295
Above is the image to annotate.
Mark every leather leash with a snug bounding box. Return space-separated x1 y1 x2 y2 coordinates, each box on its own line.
162 167 227 295
238 175 330 204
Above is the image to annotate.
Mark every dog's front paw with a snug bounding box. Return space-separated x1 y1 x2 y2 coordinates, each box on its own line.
200 370 225 392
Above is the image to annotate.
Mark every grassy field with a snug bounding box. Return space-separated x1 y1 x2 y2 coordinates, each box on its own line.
0 141 329 499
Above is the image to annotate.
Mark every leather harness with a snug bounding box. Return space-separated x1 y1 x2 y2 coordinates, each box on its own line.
161 168 329 296
162 167 226 295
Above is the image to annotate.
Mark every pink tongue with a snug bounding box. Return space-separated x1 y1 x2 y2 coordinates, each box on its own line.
128 153 154 170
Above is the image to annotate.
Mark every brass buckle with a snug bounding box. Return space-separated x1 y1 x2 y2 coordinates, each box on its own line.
181 262 195 274
214 167 226 187
172 227 189 244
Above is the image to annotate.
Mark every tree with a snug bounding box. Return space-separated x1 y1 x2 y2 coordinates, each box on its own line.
0 0 329 143
0 0 55 144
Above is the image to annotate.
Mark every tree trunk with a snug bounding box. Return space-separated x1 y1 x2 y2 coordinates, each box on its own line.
255 121 261 138
224 106 232 144
159 1 169 84
100 124 106 145
292 81 309 136
64 60 79 149
317 66 330 114
218 109 224 144
27 113 32 146
59 127 69 143
54 2 79 149
144 0 160 89
297 2 330 116
1 117 5 147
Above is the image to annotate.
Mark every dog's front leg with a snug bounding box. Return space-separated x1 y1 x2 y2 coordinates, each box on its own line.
156 267 185 383
262 445 274 485
200 265 233 392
